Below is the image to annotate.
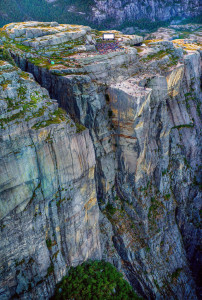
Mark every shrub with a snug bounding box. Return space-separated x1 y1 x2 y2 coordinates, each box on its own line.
75 122 86 133
52 260 141 300
47 263 54 276
108 110 113 117
105 203 116 215
0 48 16 66
46 238 52 249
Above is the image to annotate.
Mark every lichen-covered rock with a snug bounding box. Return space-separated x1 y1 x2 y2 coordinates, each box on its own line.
0 61 101 299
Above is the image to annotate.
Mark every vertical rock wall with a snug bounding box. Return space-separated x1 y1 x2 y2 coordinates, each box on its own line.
0 63 101 299
10 47 202 299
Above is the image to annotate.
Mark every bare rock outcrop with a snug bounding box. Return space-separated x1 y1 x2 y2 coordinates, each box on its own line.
0 22 201 299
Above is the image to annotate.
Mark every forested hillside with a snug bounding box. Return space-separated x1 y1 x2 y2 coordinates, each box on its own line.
0 0 94 27
0 0 201 30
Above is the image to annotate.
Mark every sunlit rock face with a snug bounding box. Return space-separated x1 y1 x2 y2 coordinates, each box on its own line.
0 61 101 299
0 22 201 299
106 51 201 299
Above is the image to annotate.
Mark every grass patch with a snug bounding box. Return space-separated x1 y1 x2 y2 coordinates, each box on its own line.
20 71 30 80
14 43 32 52
172 123 194 129
1 79 11 90
0 48 16 66
75 122 86 133
17 85 27 100
32 108 67 129
141 50 168 62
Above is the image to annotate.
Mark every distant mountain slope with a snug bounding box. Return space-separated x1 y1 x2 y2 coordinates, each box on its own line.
0 0 94 27
0 0 201 29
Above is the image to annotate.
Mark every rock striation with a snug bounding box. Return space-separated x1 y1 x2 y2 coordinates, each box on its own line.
0 22 201 299
0 60 101 299
91 0 201 26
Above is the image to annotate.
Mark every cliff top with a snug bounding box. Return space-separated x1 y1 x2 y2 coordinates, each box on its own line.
0 22 201 83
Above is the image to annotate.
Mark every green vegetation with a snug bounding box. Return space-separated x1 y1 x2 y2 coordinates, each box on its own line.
105 203 116 215
164 194 171 200
0 0 94 28
148 197 158 219
52 260 141 300
148 197 165 222
196 103 201 117
145 246 150 253
14 43 31 52
172 123 194 129
28 57 51 69
0 109 25 128
46 238 57 249
141 49 178 67
118 14 202 34
141 50 168 62
162 169 167 176
171 268 183 281
56 197 69 207
75 122 86 133
17 86 27 100
32 107 67 129
0 0 201 31
179 15 202 25
1 79 11 90
47 262 54 276
20 71 30 80
0 48 16 66
46 238 52 249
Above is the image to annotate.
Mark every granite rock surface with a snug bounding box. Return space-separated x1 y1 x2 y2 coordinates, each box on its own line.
0 22 201 299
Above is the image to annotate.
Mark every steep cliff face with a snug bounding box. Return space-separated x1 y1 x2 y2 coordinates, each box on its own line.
106 51 201 298
0 61 101 299
91 0 201 25
0 22 201 299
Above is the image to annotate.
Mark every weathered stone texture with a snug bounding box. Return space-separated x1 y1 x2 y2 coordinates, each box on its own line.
0 22 201 299
0 62 101 299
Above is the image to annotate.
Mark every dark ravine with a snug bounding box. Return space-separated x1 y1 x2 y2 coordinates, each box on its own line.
0 22 201 299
